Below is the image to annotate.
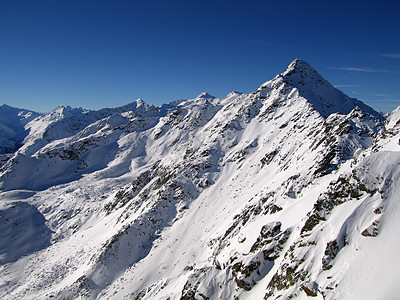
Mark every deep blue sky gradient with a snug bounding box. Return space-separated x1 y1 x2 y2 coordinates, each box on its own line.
1 0 399 112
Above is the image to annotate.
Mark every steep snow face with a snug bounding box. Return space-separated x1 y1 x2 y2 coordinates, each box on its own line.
0 60 396 300
383 105 400 139
371 104 400 153
318 147 400 300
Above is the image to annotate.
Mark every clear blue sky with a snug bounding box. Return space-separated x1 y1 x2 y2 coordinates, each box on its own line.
1 0 399 113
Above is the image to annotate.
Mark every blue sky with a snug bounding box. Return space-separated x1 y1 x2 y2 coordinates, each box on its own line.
0 0 399 113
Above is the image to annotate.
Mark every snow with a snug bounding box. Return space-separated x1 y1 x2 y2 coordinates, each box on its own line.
0 60 398 299
0 105 41 154
317 150 400 300
0 201 52 264
260 59 384 119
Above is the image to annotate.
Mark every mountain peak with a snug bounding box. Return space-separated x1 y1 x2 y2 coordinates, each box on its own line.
51 105 87 119
283 58 314 74
259 59 383 118
196 92 215 99
281 58 324 84
118 98 153 113
135 98 146 108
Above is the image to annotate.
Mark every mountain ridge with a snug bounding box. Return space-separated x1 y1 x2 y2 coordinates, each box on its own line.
0 59 399 299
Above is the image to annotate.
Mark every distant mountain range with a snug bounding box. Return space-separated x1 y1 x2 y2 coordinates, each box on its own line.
0 59 399 299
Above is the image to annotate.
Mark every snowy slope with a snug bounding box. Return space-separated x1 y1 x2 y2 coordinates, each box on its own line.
0 105 41 155
0 59 398 300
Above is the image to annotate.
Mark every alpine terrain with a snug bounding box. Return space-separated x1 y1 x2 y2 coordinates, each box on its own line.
0 59 399 299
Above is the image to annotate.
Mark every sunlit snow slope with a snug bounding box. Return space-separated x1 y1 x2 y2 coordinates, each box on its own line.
1 59 399 300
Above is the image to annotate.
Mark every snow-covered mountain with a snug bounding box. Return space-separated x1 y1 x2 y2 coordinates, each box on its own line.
0 59 399 299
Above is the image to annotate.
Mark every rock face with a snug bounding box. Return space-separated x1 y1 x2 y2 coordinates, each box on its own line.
0 59 399 300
